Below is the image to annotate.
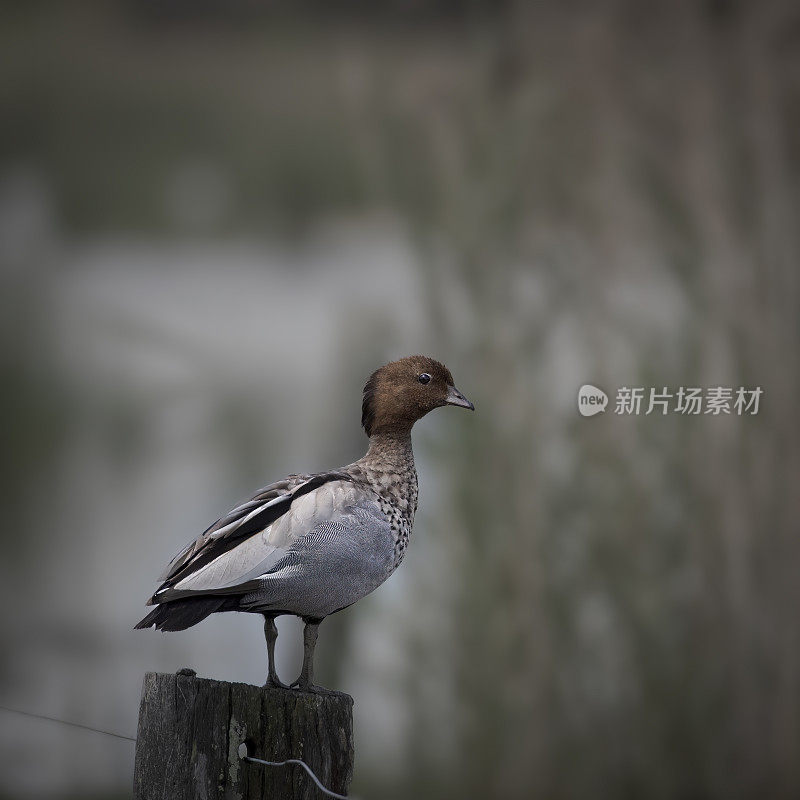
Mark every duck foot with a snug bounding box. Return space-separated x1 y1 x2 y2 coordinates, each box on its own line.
289 679 325 693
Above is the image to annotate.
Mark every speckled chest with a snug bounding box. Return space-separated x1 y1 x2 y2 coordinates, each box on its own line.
363 464 418 570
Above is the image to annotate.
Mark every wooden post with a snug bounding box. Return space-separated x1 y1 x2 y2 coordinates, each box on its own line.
133 670 354 800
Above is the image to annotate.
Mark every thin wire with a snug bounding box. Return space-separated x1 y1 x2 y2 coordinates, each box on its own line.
1 703 355 798
243 754 351 800
0 704 137 742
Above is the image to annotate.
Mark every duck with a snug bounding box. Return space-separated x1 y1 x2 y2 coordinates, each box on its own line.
135 355 474 692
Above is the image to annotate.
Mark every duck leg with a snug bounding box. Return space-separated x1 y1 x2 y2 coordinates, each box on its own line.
290 617 323 692
263 615 287 689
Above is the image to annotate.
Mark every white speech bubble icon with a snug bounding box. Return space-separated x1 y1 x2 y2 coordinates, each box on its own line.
578 384 608 417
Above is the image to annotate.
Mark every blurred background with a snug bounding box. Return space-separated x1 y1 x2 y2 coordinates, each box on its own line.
1 1 798 798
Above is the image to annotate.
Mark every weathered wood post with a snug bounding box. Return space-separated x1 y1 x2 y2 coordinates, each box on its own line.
133 670 354 800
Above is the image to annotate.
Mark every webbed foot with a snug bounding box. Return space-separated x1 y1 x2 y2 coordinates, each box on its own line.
289 678 323 693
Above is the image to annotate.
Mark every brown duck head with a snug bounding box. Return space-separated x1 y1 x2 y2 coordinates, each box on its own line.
361 355 474 438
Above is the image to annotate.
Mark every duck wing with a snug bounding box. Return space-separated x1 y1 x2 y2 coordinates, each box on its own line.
146 471 355 604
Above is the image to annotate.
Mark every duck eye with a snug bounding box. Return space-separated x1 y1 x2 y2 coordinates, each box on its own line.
418 373 431 385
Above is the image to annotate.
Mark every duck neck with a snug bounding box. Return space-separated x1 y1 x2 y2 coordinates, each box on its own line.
363 430 415 472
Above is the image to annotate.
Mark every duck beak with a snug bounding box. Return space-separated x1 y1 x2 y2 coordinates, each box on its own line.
445 385 475 411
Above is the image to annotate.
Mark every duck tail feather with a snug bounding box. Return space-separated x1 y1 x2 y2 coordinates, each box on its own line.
134 596 237 632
